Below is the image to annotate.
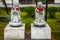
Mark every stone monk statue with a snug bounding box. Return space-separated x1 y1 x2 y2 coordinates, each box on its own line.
34 2 46 27
9 0 22 27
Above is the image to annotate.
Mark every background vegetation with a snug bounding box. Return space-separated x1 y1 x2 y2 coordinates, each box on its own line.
0 6 60 40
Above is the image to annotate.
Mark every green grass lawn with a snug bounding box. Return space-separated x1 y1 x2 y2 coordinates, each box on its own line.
47 12 60 32
47 12 60 40
0 9 60 40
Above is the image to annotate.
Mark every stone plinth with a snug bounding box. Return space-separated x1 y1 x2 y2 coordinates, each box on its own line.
4 23 25 40
31 23 51 40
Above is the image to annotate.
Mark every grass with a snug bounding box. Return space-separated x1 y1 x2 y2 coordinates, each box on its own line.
0 9 7 16
47 12 60 32
47 12 60 40
0 22 8 40
0 9 60 40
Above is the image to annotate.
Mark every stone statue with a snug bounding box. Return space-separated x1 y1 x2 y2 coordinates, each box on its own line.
9 0 22 27
34 2 46 27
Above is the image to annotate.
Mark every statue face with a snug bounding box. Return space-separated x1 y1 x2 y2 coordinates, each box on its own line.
13 12 18 15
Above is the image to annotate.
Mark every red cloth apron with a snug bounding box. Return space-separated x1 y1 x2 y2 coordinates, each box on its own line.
36 8 44 12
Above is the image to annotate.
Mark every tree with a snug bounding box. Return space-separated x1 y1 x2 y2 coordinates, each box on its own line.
45 0 48 22
2 0 9 15
35 0 37 7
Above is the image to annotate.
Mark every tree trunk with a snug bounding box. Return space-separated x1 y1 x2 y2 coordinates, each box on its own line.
2 0 9 15
45 0 48 22
35 0 37 8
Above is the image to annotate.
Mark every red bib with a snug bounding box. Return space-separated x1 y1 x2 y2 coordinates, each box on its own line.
37 8 44 12
12 7 20 11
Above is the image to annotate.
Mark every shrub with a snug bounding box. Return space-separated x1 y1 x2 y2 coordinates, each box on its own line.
48 7 57 18
24 18 34 29
25 22 30 29
20 6 35 18
0 7 11 12
20 12 28 19
56 7 60 12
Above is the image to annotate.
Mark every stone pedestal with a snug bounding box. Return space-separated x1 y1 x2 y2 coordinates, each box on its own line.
31 23 51 40
4 23 25 40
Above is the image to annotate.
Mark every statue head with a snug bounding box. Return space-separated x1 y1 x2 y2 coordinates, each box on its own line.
13 0 19 8
37 2 43 8
13 3 19 8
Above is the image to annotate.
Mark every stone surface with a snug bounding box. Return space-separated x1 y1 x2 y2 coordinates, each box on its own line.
4 23 25 40
31 23 51 39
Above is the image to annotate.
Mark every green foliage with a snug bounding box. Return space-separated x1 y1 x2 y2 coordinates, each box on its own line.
0 22 8 40
48 7 57 18
0 9 6 16
0 7 12 12
56 7 60 12
25 22 30 29
20 6 35 17
20 11 34 29
20 12 28 19
25 18 34 29
0 8 60 40
47 12 60 32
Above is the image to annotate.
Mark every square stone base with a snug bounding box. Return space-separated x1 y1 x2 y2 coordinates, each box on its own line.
31 23 51 40
4 23 25 40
